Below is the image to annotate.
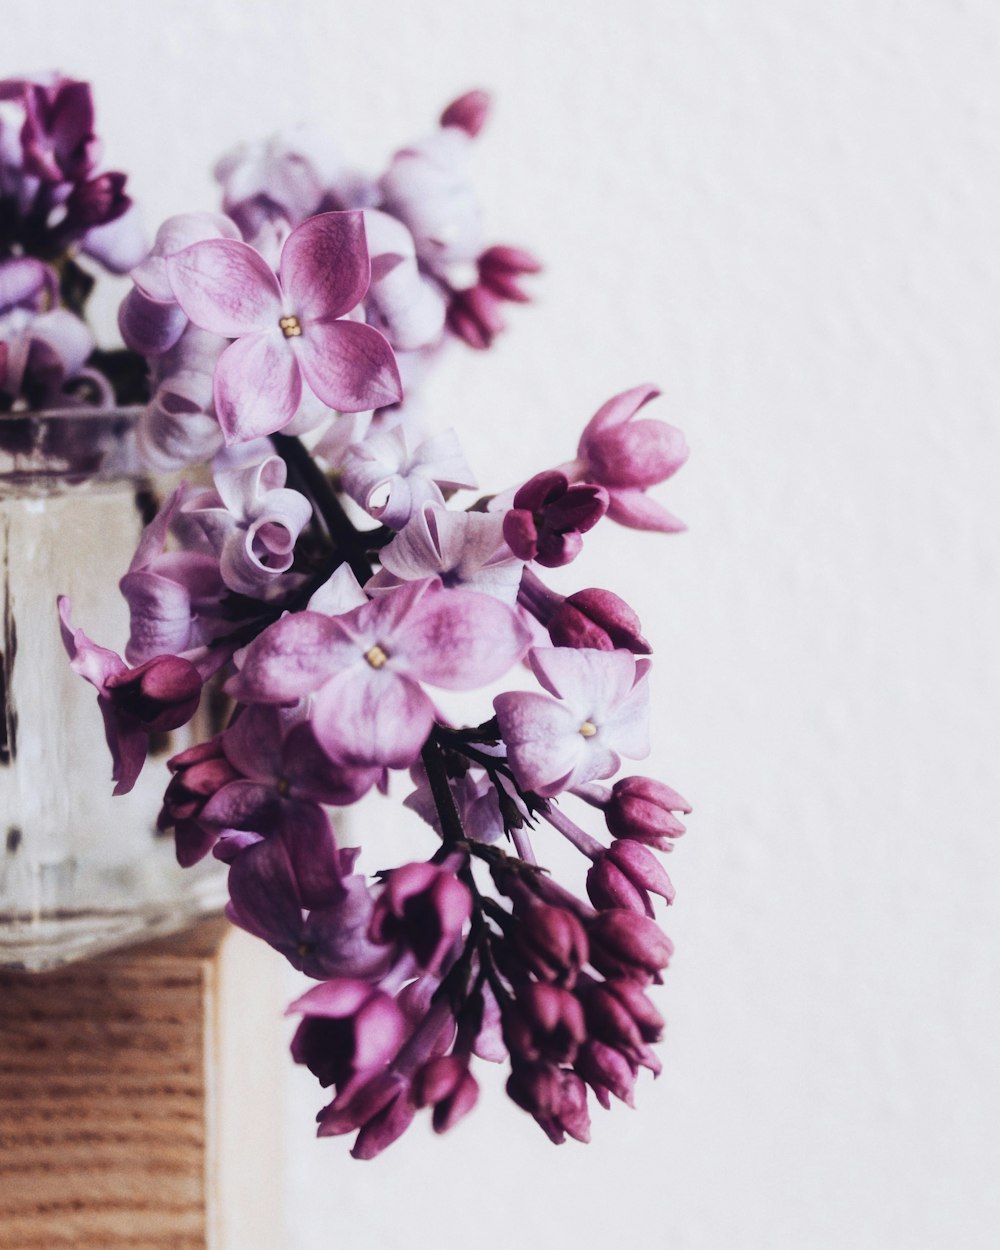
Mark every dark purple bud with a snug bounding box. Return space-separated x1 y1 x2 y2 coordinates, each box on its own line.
446 283 506 349
105 654 202 733
477 245 542 303
507 1061 591 1145
369 861 472 972
350 1084 416 1160
575 1039 638 1108
412 1055 480 1134
503 983 587 1066
503 471 609 568
512 902 589 985
577 978 664 1067
587 840 675 916
548 587 651 653
64 171 130 231
440 89 492 136
587 909 674 982
159 737 241 867
605 776 691 849
21 78 99 183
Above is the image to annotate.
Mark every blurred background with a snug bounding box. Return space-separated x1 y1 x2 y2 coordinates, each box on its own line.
5 2 999 1247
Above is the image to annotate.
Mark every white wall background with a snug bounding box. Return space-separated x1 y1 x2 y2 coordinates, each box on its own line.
6 2 999 1247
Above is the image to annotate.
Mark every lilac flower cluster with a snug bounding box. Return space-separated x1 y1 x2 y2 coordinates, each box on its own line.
0 74 146 410
63 90 691 1157
119 91 540 470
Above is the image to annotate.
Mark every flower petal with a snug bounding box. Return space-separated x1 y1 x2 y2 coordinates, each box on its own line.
166 238 281 337
295 319 401 414
311 667 434 769
227 611 346 703
400 588 531 689
279 210 371 321
213 332 301 444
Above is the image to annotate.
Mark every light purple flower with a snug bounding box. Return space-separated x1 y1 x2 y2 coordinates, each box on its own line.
341 426 476 529
165 210 402 444
369 861 472 973
181 445 312 597
368 501 523 605
494 647 651 797
229 577 531 769
362 209 446 352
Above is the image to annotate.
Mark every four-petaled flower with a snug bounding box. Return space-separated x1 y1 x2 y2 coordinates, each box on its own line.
165 210 402 444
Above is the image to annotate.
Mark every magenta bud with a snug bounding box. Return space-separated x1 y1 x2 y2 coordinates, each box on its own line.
503 983 587 1066
440 89 492 137
158 737 241 867
446 283 506 349
548 587 651 654
605 775 691 849
587 840 675 916
587 909 674 982
477 245 542 303
350 1085 416 1160
507 1062 592 1145
578 979 664 1062
575 1039 638 1108
504 471 609 568
106 653 202 732
512 902 589 985
412 1056 480 1133
370 861 472 973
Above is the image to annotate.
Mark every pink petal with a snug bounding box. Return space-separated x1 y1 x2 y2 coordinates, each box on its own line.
227 611 347 703
166 238 281 337
400 589 531 690
214 332 301 444
279 211 371 321
528 647 637 712
493 690 584 797
311 667 434 769
606 489 687 533
578 384 661 452
296 319 401 414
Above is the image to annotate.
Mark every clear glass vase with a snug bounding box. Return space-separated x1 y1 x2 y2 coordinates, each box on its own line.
0 407 226 970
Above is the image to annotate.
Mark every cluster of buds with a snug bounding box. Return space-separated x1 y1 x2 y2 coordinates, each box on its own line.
63 88 691 1157
0 74 146 410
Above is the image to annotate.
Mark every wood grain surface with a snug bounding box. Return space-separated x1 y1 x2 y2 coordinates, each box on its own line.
0 918 285 1250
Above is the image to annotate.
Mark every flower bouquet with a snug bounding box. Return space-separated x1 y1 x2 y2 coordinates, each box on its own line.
55 83 692 1153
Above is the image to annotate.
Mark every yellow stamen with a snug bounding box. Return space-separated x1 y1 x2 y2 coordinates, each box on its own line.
579 720 598 738
279 314 303 338
365 644 389 669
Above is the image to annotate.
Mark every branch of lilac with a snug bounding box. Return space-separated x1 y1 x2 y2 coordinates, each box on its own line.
55 87 693 1157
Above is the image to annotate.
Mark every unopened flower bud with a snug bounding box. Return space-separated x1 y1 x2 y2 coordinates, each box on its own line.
548 587 651 654
412 1055 480 1133
575 1039 638 1108
159 737 241 866
577 978 664 1066
503 983 587 1066
507 1061 591 1144
503 471 608 568
106 653 202 732
446 283 506 349
587 840 675 915
605 775 691 850
587 909 674 982
440 89 492 137
512 902 589 985
477 245 542 303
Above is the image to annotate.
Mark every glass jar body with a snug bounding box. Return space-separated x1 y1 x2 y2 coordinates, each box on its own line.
0 409 226 970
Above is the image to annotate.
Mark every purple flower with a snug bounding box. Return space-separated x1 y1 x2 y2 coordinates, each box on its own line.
412 1055 479 1133
603 775 691 850
586 840 675 916
586 909 674 982
506 1062 591 1145
494 647 651 798
181 445 312 597
165 211 402 444
289 979 406 1100
58 596 202 795
368 501 523 606
476 245 542 303
547 587 650 654
230 578 531 769
503 471 608 568
20 77 99 184
369 860 472 973
574 385 688 532
341 425 476 529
